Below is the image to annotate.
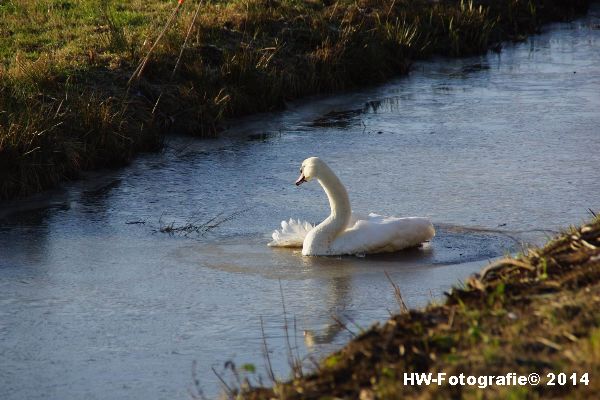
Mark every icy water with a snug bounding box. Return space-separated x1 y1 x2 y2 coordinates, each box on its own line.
2 8 600 400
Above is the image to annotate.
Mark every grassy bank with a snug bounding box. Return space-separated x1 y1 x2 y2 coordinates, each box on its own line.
240 216 600 399
0 0 592 200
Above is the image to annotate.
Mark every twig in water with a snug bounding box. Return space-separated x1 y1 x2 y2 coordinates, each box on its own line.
342 313 364 333
293 315 303 374
224 361 242 389
307 354 322 373
157 209 249 237
189 360 209 400
279 280 302 378
384 271 409 314
331 314 356 337
259 316 276 383
211 366 234 399
429 288 435 303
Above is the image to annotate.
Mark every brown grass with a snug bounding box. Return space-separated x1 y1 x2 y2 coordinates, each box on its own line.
0 0 592 199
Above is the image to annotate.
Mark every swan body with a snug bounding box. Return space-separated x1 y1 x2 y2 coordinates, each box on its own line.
269 157 435 256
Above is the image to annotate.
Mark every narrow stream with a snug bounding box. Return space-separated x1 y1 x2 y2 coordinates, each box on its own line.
1 7 599 399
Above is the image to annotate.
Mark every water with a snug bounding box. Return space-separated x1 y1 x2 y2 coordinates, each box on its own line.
2 8 600 399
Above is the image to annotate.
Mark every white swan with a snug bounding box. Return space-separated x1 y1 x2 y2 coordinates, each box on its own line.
269 157 435 256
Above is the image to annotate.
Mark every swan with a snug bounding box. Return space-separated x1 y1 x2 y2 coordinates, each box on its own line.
268 157 435 256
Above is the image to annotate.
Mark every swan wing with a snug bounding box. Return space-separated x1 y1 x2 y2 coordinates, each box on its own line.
268 218 314 248
331 214 435 255
347 211 369 227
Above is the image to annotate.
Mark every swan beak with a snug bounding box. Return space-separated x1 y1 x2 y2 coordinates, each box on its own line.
295 173 307 186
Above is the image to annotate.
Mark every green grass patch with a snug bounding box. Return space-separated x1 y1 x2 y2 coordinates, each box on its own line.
0 0 592 199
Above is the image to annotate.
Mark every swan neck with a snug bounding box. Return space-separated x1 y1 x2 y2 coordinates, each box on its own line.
317 168 351 226
302 163 352 255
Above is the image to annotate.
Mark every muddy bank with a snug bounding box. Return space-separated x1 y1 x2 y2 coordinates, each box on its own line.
240 216 600 398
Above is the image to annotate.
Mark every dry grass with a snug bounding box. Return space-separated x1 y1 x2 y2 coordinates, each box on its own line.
0 0 592 199
239 216 600 399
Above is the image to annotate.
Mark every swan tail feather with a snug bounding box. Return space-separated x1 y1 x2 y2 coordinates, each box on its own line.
268 218 314 248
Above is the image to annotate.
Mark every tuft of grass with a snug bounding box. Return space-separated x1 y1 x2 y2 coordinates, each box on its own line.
0 0 593 200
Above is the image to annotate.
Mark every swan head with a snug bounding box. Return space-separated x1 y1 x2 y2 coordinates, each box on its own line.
296 157 324 186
